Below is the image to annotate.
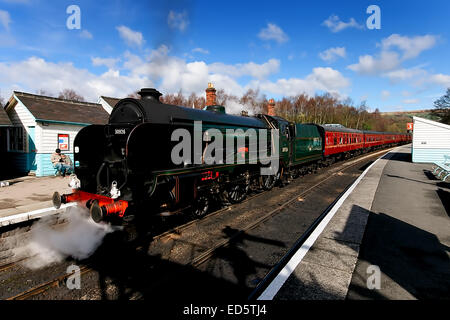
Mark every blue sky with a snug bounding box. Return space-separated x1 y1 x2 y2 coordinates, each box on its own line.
0 0 449 112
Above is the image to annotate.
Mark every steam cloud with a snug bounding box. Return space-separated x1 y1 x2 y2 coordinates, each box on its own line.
13 206 116 270
224 100 254 115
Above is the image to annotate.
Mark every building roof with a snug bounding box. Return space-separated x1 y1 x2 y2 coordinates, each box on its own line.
101 96 121 109
9 91 109 125
0 105 12 126
413 116 450 130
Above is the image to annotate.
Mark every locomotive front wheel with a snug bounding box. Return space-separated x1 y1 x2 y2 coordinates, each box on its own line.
227 184 247 203
191 195 209 219
261 174 277 190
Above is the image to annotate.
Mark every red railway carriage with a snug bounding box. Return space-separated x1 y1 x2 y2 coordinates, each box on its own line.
321 125 412 158
320 125 364 157
363 131 389 148
363 131 408 148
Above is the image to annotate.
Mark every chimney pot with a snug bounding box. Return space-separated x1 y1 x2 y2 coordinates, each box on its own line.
206 83 217 106
138 88 162 102
268 98 276 116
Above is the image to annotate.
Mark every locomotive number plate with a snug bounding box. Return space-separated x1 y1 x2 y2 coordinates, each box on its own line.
115 129 126 135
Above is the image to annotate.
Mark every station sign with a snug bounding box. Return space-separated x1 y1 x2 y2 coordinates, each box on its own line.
406 123 413 131
58 133 70 151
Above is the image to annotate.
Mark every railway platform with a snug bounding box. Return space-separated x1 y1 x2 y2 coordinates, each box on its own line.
260 144 450 300
0 175 73 227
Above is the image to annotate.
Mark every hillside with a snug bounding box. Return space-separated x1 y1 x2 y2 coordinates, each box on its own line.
381 109 439 121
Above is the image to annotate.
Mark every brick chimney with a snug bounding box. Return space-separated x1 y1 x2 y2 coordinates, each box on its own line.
206 82 217 106
268 98 276 116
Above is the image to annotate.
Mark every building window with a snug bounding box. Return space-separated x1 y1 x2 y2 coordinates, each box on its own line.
8 127 26 152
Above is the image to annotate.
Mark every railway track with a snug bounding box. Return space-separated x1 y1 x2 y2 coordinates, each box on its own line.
5 265 92 300
3 147 395 300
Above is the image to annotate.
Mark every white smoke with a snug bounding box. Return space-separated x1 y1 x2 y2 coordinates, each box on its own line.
13 206 116 270
224 99 254 116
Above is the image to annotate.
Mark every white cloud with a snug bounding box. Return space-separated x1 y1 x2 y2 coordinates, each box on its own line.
0 10 11 31
209 59 280 80
0 47 349 105
322 15 363 33
319 47 346 62
403 98 419 104
80 29 93 39
116 25 144 47
381 34 438 59
429 73 450 88
250 67 350 98
384 67 427 83
192 47 209 54
348 34 439 85
0 57 151 101
168 10 189 32
347 51 401 75
258 23 289 44
91 57 120 69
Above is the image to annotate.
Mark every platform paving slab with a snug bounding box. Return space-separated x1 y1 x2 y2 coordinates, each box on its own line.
0 175 73 227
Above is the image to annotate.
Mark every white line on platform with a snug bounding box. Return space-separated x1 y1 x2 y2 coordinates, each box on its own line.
257 150 393 300
0 203 77 227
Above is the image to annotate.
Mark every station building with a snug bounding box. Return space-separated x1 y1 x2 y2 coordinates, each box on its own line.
412 116 450 163
98 96 120 114
0 106 13 178
3 92 109 176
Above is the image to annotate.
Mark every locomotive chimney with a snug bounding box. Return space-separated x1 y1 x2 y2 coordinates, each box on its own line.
138 88 162 103
205 83 217 106
268 98 276 116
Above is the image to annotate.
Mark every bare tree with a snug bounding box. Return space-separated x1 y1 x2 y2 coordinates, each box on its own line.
432 88 450 124
58 89 85 102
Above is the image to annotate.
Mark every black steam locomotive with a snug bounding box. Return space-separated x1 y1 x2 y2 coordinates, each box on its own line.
52 87 410 225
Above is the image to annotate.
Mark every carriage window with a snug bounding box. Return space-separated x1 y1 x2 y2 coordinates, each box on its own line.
334 137 337 145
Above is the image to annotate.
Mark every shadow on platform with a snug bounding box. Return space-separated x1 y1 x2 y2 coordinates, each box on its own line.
382 152 412 163
436 189 450 218
346 205 450 300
